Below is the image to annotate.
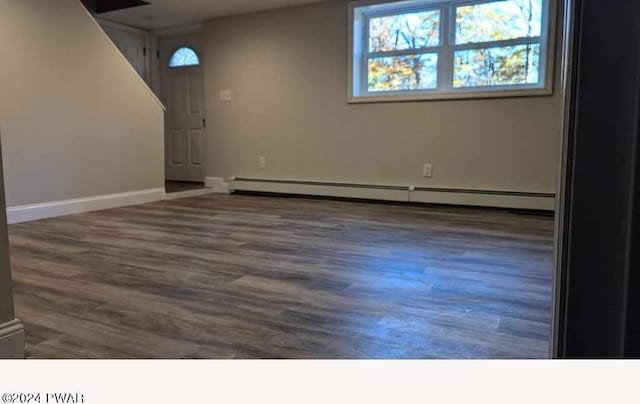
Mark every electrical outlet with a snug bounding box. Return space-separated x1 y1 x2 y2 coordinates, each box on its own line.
423 163 433 178
259 156 266 169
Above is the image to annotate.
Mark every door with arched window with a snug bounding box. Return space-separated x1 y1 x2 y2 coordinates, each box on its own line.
160 37 206 183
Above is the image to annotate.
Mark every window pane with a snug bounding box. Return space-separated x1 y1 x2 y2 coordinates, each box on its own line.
368 53 438 92
453 44 540 88
456 0 543 45
169 47 200 68
369 10 440 52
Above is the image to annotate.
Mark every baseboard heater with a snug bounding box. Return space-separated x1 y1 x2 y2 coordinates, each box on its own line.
230 177 556 211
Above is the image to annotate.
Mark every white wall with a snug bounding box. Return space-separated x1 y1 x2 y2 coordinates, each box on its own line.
0 0 164 208
203 0 563 194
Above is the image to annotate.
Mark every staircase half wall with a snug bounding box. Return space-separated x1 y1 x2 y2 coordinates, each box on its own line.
0 0 165 222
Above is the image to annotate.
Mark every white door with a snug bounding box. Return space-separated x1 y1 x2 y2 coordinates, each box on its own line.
162 58 206 182
101 24 148 82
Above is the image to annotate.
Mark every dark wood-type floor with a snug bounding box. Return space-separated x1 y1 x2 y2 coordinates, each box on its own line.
165 181 206 194
8 194 555 359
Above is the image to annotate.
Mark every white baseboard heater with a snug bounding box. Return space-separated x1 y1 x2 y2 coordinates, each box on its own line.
230 178 556 211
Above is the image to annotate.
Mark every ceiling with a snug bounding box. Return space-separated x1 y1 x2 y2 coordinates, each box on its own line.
99 0 330 30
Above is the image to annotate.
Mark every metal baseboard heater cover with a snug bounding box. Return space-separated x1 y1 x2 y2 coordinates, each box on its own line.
231 177 556 211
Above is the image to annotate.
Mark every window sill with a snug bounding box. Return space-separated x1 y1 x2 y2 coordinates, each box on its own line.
348 87 554 104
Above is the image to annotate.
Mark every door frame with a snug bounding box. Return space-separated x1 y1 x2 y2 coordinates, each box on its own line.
156 31 207 184
551 0 640 357
550 0 577 359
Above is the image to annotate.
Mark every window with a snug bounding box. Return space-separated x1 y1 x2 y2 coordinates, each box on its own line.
349 0 554 102
169 47 200 68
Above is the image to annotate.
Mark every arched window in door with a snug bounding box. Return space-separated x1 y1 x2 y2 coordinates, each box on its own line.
169 47 200 68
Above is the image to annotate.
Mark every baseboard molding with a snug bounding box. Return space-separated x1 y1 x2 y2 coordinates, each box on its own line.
0 319 25 359
205 177 231 194
7 188 166 224
231 177 556 211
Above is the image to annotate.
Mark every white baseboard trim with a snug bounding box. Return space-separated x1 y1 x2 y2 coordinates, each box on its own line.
231 178 556 211
0 319 25 359
205 177 231 194
7 188 166 224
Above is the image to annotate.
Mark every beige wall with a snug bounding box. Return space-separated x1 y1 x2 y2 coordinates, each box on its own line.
0 0 164 207
203 0 563 193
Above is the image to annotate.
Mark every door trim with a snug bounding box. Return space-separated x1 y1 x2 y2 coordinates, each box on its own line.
552 0 640 358
551 0 577 359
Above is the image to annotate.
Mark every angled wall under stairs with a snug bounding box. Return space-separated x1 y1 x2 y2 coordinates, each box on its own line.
0 0 165 218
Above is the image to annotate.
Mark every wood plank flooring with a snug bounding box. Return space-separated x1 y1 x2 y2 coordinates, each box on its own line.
8 194 555 359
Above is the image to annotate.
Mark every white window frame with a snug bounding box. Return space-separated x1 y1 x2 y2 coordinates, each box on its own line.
348 0 557 103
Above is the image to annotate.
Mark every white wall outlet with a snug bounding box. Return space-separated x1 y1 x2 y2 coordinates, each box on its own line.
219 90 232 102
259 156 266 169
423 163 433 178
